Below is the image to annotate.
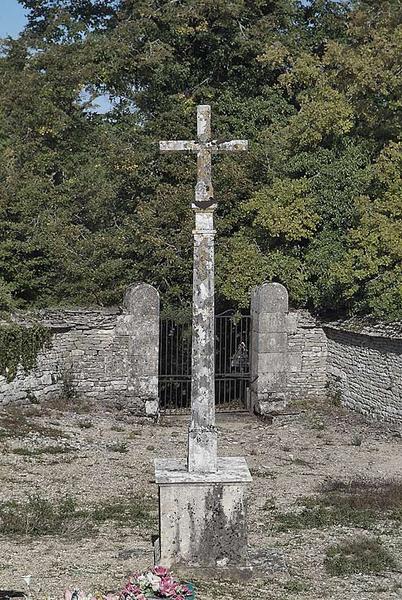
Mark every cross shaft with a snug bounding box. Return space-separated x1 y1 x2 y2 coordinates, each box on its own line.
159 105 248 473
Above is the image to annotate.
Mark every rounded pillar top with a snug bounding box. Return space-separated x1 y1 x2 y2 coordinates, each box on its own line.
252 282 289 313
123 283 160 317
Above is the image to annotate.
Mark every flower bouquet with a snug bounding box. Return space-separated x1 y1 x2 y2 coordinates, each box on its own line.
64 567 194 600
121 567 194 600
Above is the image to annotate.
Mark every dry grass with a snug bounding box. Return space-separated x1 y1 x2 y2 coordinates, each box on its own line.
324 536 398 575
0 494 156 537
276 477 402 531
0 410 65 440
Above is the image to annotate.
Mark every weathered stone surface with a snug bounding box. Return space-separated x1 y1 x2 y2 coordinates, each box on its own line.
254 282 288 314
250 283 290 415
324 325 402 423
155 457 252 484
157 104 251 571
188 209 217 473
155 457 251 568
0 284 160 417
287 310 327 401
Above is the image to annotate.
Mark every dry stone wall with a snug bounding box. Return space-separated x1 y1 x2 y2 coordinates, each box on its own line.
324 321 402 423
0 284 160 417
287 310 328 400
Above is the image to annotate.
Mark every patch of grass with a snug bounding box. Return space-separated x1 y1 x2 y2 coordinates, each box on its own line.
12 445 73 457
90 495 157 528
0 495 86 536
282 579 310 593
321 478 402 513
0 410 65 440
107 441 128 453
324 537 397 576
276 477 402 531
0 493 157 537
41 395 93 414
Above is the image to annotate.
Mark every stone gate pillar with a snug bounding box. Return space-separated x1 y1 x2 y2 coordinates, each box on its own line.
119 283 160 418
250 282 295 416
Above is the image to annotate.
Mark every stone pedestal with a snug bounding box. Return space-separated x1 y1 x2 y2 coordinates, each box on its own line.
154 457 252 568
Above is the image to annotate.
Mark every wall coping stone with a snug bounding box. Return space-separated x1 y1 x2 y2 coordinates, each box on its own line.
322 317 402 340
289 309 319 329
2 307 123 331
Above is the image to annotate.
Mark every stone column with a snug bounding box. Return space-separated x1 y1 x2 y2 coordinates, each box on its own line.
155 104 251 570
119 283 160 418
250 282 294 416
188 209 217 473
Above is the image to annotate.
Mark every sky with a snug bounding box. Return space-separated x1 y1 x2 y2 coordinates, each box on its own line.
0 0 27 38
0 0 114 113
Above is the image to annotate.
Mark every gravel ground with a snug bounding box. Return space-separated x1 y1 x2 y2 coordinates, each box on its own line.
0 397 401 600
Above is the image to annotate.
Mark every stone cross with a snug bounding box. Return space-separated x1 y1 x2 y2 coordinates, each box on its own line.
160 105 248 473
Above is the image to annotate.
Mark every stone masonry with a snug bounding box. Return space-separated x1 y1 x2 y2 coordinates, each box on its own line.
324 320 402 424
1 282 401 424
287 310 328 401
0 283 160 417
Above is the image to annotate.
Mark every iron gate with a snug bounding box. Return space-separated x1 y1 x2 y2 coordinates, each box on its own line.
158 313 250 413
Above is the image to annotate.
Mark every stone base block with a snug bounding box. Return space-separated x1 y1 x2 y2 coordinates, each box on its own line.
154 457 252 568
254 392 287 416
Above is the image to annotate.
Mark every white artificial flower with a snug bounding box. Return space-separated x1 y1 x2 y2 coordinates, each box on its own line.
146 573 161 592
22 576 32 586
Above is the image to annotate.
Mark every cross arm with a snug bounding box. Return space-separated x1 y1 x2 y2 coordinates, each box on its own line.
214 140 248 153
159 140 198 153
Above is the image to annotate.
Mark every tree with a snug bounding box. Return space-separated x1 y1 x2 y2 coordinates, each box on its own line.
0 0 400 320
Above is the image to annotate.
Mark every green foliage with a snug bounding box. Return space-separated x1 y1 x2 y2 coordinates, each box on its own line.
0 323 52 382
0 0 400 320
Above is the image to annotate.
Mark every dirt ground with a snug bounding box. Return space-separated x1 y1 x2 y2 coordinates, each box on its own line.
0 397 401 600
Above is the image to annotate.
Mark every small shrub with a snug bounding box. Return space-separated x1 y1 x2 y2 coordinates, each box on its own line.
324 537 397 575
107 441 128 453
78 419 93 429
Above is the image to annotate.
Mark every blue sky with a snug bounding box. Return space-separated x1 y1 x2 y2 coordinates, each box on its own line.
0 0 113 113
0 0 27 38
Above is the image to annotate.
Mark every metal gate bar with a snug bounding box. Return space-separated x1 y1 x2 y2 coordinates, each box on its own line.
159 314 250 414
158 320 191 413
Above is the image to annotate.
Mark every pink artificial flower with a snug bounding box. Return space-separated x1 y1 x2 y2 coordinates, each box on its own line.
153 566 168 577
159 578 178 597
